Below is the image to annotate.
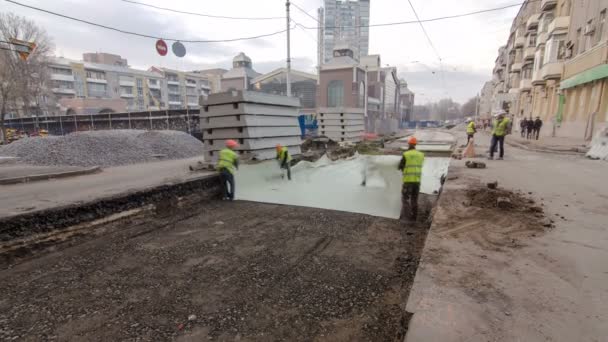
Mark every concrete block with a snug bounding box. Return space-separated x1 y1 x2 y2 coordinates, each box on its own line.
318 113 365 120
203 115 299 129
201 90 301 107
319 125 365 133
201 103 300 117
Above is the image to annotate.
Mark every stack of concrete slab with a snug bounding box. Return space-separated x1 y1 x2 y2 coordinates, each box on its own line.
200 91 302 161
317 107 365 142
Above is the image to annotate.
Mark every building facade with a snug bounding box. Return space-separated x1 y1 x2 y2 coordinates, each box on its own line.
220 52 260 92
486 0 608 139
319 0 370 64
46 54 210 115
251 68 318 110
82 52 128 67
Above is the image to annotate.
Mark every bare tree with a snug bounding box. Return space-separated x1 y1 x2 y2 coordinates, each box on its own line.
0 12 52 144
461 96 479 118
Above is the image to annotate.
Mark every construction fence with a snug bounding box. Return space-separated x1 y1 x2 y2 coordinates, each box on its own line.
2 109 203 140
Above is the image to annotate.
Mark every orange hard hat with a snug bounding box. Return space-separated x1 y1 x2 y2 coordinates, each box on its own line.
276 144 282 151
226 140 238 148
408 136 417 145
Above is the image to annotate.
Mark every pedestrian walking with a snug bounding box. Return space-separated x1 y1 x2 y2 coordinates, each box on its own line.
398 136 424 222
216 140 239 201
489 111 510 160
275 144 292 180
526 117 535 140
534 116 543 140
520 117 528 138
466 117 476 144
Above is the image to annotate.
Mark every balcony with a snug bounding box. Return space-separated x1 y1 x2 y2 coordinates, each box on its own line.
147 80 161 89
52 88 76 95
50 74 74 82
120 93 135 98
536 32 547 48
563 41 608 78
515 36 525 47
527 14 540 30
548 16 570 35
532 70 546 85
524 47 536 60
541 62 563 80
119 80 135 87
508 88 520 94
168 100 182 106
511 62 523 72
520 79 532 91
541 0 557 11
86 78 107 84
186 82 197 88
167 79 180 85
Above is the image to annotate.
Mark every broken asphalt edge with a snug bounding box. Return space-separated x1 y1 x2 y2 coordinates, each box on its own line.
0 166 103 185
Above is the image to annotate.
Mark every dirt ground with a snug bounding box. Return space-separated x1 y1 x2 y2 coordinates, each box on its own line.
0 200 430 341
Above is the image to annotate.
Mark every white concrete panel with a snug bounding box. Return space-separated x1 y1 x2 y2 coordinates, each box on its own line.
318 113 364 120
204 127 302 139
204 115 300 128
201 103 300 117
318 125 365 132
235 155 450 219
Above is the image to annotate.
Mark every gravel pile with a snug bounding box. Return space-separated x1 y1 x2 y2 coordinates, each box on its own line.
0 130 204 167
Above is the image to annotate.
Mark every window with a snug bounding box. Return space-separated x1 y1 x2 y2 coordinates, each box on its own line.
585 20 594 50
169 94 181 102
86 70 105 80
577 28 584 55
529 34 536 47
328 80 344 107
358 81 365 107
51 67 72 75
599 10 606 43
87 83 107 97
120 86 133 95
168 84 179 93
167 73 179 82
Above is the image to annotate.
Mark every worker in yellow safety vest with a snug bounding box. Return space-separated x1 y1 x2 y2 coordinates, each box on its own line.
216 140 239 200
275 144 292 180
466 117 476 144
398 136 425 222
489 110 511 160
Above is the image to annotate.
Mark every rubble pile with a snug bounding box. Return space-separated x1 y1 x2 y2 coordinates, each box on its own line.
0 130 204 167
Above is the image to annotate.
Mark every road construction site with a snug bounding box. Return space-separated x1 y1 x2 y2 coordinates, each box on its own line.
1 125 607 341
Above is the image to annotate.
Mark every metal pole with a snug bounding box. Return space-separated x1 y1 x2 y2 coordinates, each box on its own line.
149 111 153 130
286 0 292 97
475 92 480 120
186 106 191 134
59 115 64 135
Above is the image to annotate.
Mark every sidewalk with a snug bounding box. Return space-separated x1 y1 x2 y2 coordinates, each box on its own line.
502 131 588 154
0 157 212 218
405 132 608 341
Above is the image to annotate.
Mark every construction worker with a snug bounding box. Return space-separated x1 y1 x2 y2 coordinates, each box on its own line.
466 117 476 144
489 111 510 160
216 140 239 201
276 144 292 180
398 136 425 222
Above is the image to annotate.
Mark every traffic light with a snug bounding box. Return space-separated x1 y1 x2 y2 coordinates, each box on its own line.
9 38 37 61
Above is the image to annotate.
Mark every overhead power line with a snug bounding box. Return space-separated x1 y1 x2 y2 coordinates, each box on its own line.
120 0 284 20
290 2 321 24
5 0 288 43
298 1 534 29
406 0 441 62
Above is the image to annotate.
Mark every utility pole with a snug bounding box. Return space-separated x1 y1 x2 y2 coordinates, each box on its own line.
475 92 480 120
286 0 292 97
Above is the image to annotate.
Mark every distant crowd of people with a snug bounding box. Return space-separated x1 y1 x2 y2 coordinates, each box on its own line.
520 117 543 140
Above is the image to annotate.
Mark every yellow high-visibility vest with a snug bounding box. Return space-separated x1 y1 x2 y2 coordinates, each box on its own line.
216 148 238 174
467 121 476 134
492 118 510 137
277 146 291 162
402 149 425 184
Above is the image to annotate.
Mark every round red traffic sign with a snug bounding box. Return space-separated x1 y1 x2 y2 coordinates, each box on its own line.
156 39 168 56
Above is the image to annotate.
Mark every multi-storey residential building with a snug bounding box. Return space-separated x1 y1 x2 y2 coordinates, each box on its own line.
479 81 494 118
399 80 415 122
49 56 165 115
559 0 608 139
193 68 228 93
82 52 128 67
149 67 211 109
318 0 370 64
46 54 210 115
486 0 607 139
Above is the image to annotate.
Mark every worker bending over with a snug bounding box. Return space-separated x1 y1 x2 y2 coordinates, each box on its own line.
466 117 476 144
489 110 510 160
398 136 425 222
276 144 292 180
216 140 239 201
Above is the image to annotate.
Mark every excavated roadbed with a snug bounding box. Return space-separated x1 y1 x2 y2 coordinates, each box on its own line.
0 192 432 341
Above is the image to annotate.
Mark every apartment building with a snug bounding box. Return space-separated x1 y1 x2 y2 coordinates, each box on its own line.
486 0 608 139
148 67 211 110
48 57 165 115
318 0 370 64
399 80 415 123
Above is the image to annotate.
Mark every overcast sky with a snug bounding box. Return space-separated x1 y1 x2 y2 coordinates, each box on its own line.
4 0 520 103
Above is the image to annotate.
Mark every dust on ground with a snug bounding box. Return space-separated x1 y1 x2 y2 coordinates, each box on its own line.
0 200 430 342
429 181 553 253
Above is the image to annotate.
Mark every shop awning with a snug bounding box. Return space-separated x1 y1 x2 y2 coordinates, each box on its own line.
560 64 608 89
